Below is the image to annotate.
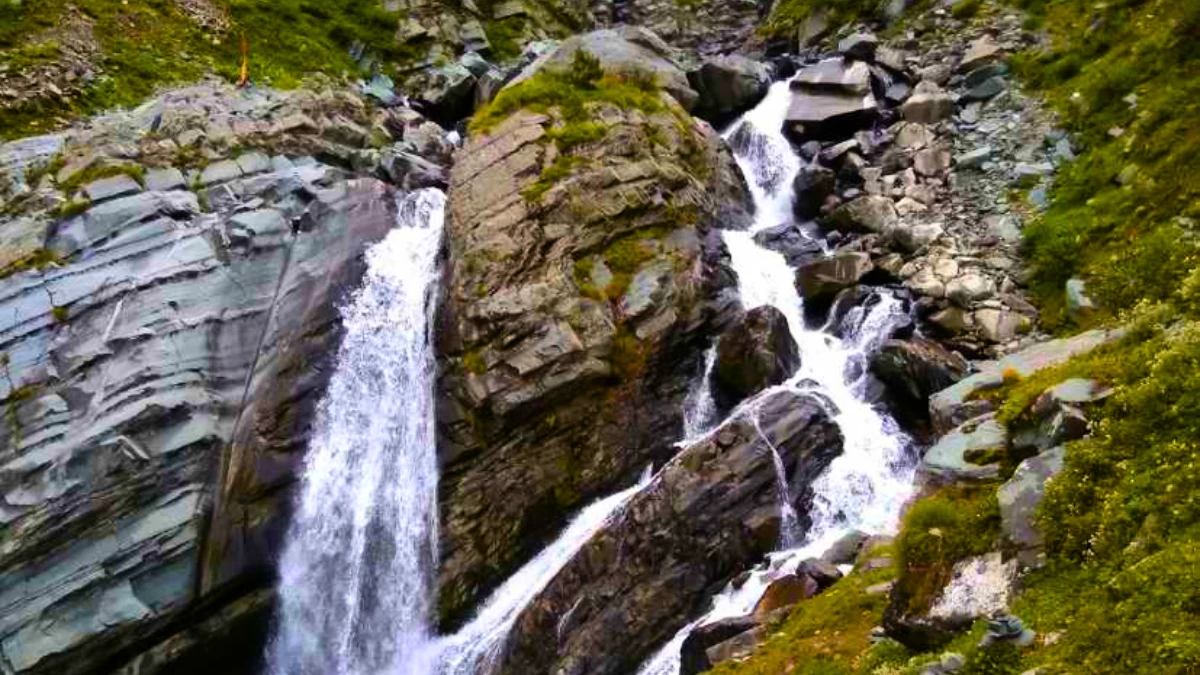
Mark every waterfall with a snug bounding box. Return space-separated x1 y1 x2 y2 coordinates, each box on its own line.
636 79 916 675
432 469 652 674
681 346 719 442
267 189 446 675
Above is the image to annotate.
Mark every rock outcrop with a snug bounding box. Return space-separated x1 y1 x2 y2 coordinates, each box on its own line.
495 390 844 675
434 33 751 626
712 306 799 410
0 81 452 675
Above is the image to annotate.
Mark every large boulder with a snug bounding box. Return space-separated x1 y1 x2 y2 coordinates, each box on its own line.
494 390 845 675
753 221 825 266
870 337 968 428
825 195 899 235
795 252 874 302
785 59 880 140
680 617 761 675
712 306 800 410
998 447 1066 559
918 414 1008 486
510 26 699 110
688 55 772 124
792 164 837 219
435 63 751 626
929 329 1125 433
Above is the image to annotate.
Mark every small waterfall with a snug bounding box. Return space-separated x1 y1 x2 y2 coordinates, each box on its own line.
636 79 916 675
681 346 719 442
267 189 446 675
433 469 652 674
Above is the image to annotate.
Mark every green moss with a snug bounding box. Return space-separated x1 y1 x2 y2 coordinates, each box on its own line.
51 305 69 323
895 486 1000 615
763 0 886 39
950 0 984 20
53 198 92 219
610 324 647 382
462 350 487 375
522 154 586 203
0 249 61 281
58 163 145 194
470 50 663 134
709 567 897 675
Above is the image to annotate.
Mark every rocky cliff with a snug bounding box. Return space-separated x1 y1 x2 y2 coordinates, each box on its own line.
0 81 452 675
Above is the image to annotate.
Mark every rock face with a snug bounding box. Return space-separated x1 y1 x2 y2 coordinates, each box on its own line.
495 391 844 675
435 50 751 625
712 306 800 409
0 81 452 675
998 446 1066 555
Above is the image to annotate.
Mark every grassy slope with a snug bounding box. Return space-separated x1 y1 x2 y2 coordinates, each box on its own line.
716 0 1200 673
0 0 419 140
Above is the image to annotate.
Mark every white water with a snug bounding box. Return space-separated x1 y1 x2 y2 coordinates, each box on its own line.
267 189 446 675
636 79 916 675
431 468 652 674
681 346 720 442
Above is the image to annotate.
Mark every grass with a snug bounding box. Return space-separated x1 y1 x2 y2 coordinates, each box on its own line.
0 0 420 140
58 163 145 194
0 248 59 280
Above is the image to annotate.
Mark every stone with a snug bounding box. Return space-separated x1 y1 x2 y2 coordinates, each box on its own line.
680 617 760 675
821 530 869 565
974 308 1032 342
793 164 837 218
957 146 993 170
793 59 872 95
82 174 142 203
871 337 968 426
712 306 801 409
980 615 1036 648
963 76 1006 101
946 273 995 306
495 392 845 675
929 329 1126 432
144 167 186 192
798 558 843 590
999 447 1066 552
896 122 936 149
838 31 879 61
984 214 1021 242
918 63 952 85
960 35 1003 72
754 574 820 617
787 62 880 138
826 195 898 235
796 8 831 46
414 62 477 123
902 87 954 124
688 54 772 123
929 552 1019 625
964 63 1009 89
199 159 243 186
908 267 946 299
235 151 271 175
1065 278 1096 318
914 146 952 176
753 221 825 267
796 252 874 301
920 414 1007 484
706 626 770 668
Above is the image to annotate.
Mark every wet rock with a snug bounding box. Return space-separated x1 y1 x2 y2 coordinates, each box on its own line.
998 447 1066 555
680 617 761 675
796 252 874 302
871 338 968 427
437 76 751 625
753 574 819 617
689 55 772 124
713 306 801 409
496 391 844 675
821 530 869 565
798 558 844 590
793 164 837 218
754 221 825 266
838 31 879 61
786 60 880 139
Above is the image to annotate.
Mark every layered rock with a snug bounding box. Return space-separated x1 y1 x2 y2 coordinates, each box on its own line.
495 390 844 675
0 82 451 675
435 42 750 625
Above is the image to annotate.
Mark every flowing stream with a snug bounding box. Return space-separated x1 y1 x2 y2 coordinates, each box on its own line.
267 189 447 675
636 80 916 675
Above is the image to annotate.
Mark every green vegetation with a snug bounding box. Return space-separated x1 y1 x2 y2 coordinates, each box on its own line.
58 163 145 194
470 50 663 133
0 0 416 139
763 0 885 38
894 487 1000 616
950 0 984 19
522 155 586 203
51 305 69 323
1010 0 1200 329
0 248 59 280
53 197 92 219
462 350 487 375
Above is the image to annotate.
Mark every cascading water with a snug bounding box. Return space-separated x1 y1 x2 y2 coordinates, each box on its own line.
637 79 916 675
431 469 652 674
267 189 446 675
